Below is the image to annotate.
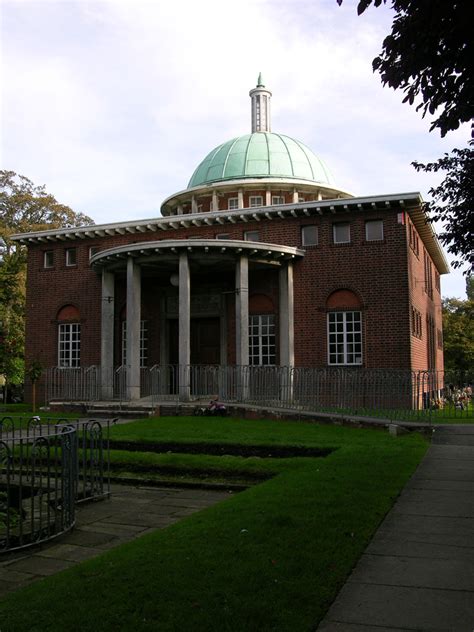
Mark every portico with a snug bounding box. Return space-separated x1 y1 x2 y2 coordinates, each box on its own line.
91 239 303 400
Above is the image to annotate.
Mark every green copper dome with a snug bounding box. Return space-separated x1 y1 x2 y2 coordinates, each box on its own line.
188 132 334 189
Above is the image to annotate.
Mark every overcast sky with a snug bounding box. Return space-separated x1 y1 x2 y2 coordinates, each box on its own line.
1 0 470 298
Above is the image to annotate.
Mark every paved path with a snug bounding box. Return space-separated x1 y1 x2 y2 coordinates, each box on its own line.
0 484 230 598
318 425 474 631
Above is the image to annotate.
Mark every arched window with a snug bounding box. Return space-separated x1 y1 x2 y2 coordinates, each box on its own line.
57 305 81 368
326 290 362 366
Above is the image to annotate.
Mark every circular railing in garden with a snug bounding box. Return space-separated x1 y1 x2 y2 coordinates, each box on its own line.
0 417 111 554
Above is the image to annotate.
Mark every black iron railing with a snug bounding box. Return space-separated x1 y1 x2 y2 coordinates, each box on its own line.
0 417 111 554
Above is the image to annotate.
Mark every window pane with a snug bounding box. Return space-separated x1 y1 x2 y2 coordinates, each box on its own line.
302 225 318 246
249 196 263 208
244 230 260 242
44 251 54 268
228 198 239 210
272 196 284 205
249 314 275 365
58 323 80 367
65 248 77 266
366 219 383 241
327 311 362 365
333 223 350 244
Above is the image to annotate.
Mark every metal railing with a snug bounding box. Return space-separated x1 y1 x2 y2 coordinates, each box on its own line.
43 365 473 421
0 417 111 554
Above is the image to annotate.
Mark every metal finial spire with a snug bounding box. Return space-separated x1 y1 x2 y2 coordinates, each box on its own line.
257 72 264 87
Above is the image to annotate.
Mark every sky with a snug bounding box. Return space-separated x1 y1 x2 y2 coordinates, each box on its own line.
0 0 470 298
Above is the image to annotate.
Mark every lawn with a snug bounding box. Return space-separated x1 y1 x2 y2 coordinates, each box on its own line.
0 417 428 631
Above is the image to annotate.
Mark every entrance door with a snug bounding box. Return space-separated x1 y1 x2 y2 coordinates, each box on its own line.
168 317 220 365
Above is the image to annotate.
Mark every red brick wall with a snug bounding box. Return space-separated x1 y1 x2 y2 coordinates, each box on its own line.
23 206 445 404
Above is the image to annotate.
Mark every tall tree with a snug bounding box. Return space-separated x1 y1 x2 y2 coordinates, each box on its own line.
0 170 94 401
442 296 474 373
337 0 473 272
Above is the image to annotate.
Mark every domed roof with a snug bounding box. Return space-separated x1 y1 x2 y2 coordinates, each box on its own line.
187 132 334 189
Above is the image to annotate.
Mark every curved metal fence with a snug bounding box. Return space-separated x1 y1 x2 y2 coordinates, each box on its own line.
0 417 111 554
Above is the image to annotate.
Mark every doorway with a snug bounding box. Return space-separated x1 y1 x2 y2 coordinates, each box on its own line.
168 317 221 365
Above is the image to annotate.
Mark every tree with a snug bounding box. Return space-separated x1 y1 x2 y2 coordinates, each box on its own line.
0 170 93 259
0 170 94 401
337 0 473 271
412 146 474 272
442 296 474 373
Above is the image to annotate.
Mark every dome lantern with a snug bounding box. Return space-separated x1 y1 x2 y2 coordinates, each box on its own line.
249 73 272 133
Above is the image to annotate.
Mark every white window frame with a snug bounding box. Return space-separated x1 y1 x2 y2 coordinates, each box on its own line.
327 311 362 365
301 225 318 246
272 196 284 205
58 323 81 368
44 250 54 268
65 248 77 266
365 219 384 241
215 233 230 240
249 315 276 366
89 246 100 259
244 230 260 242
333 222 351 244
122 320 148 368
228 197 239 210
249 195 263 208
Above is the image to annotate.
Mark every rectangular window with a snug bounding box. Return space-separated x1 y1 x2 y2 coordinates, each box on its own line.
249 315 276 365
249 196 263 208
301 225 318 246
365 219 383 241
327 311 362 365
65 248 77 266
272 196 284 205
424 250 433 299
228 197 239 210
298 196 305 203
244 230 260 242
58 323 81 367
89 246 100 259
44 250 54 268
333 222 350 244
215 233 230 240
122 321 148 368
411 306 422 339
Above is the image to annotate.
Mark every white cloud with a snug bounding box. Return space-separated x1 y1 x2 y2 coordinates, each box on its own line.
1 0 470 296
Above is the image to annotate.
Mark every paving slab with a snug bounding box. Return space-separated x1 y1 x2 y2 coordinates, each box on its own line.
317 429 474 631
366 535 474 560
318 584 474 631
350 553 474 591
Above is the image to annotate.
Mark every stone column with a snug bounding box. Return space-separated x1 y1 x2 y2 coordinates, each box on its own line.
279 261 295 402
238 188 244 209
212 189 218 212
292 188 298 203
265 188 272 206
191 195 197 213
101 269 115 399
126 257 141 400
235 256 249 400
179 252 191 400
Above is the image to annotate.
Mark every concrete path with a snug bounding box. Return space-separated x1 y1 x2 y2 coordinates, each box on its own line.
318 425 474 632
0 484 230 599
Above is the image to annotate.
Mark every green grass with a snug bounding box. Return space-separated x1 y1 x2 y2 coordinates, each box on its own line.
0 418 428 632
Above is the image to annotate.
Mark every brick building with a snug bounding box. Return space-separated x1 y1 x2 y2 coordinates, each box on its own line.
13 77 448 404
